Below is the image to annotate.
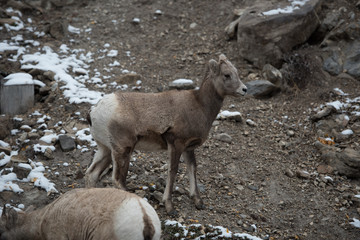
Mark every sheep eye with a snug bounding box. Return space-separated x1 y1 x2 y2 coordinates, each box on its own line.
224 74 231 79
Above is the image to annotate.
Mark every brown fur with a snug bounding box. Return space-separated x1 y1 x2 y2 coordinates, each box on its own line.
0 188 160 240
85 54 247 215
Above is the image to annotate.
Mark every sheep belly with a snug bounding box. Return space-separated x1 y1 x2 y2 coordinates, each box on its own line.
135 132 168 151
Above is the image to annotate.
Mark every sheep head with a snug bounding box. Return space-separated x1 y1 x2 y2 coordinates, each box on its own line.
209 54 247 97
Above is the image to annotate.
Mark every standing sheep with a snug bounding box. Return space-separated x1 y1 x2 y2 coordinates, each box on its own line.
85 54 247 215
0 188 161 240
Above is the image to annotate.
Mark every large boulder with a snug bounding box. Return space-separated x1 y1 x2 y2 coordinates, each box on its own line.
230 0 322 68
319 7 360 79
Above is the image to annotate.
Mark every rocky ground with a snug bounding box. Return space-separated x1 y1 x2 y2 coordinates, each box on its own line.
1 0 360 239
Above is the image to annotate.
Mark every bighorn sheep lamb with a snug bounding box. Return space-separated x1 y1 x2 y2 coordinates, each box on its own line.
85 54 247 215
0 188 161 240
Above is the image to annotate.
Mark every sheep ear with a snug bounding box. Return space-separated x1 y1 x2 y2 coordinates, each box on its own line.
3 208 18 229
209 59 219 74
219 54 227 63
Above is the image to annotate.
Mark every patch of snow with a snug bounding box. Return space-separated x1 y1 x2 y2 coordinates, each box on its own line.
4 72 44 87
68 25 81 34
132 18 140 23
33 144 55 153
20 46 103 104
0 172 24 193
76 128 97 147
262 0 310 16
40 133 58 144
27 161 57 193
107 49 118 57
0 140 10 148
326 100 345 111
341 129 353 135
217 110 241 120
172 79 193 85
350 218 360 228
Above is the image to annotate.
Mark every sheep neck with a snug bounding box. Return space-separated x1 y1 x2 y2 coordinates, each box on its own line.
197 75 224 123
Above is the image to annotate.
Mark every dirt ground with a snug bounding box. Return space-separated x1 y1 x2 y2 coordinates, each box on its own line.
1 0 360 239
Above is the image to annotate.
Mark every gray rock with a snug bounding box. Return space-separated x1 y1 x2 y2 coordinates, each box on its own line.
48 21 67 40
152 191 163 203
10 155 28 164
323 51 343 75
234 0 322 68
214 133 232 144
296 170 311 179
58 134 76 152
169 79 195 90
315 142 360 178
343 41 360 78
245 80 280 98
43 71 56 81
0 146 11 155
311 105 337 122
262 64 283 87
285 169 295 178
12 164 31 179
44 147 54 159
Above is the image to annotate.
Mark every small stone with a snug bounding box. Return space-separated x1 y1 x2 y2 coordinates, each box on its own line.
317 164 334 174
296 170 311 179
12 163 31 179
39 86 51 96
18 132 28 142
43 147 54 159
287 130 295 137
190 22 197 29
0 146 11 155
214 133 232 144
152 191 163 203
43 71 56 81
28 132 40 139
58 135 76 152
285 169 295 178
10 155 28 163
248 185 258 191
246 119 257 127
311 105 337 122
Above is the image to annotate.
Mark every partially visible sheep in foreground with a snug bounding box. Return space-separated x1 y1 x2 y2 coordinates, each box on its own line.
85 54 247 215
0 188 161 240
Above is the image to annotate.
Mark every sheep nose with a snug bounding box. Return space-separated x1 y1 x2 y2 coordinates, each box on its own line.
243 87 247 93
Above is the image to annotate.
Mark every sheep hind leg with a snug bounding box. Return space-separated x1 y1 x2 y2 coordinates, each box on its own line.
163 144 182 216
111 146 133 190
183 150 205 210
85 143 111 188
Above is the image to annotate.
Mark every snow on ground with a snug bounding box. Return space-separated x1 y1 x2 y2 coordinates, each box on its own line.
262 0 310 16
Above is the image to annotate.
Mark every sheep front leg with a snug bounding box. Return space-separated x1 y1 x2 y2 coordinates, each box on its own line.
85 143 112 187
111 146 132 190
163 144 182 215
183 150 205 210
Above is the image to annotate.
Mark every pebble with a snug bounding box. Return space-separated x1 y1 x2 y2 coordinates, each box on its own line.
246 119 257 127
296 170 311 179
44 147 54 159
214 133 232 144
58 135 76 152
285 169 295 178
287 130 295 137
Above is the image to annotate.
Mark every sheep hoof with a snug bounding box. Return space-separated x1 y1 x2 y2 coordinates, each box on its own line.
167 209 178 217
165 200 178 216
195 199 205 210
